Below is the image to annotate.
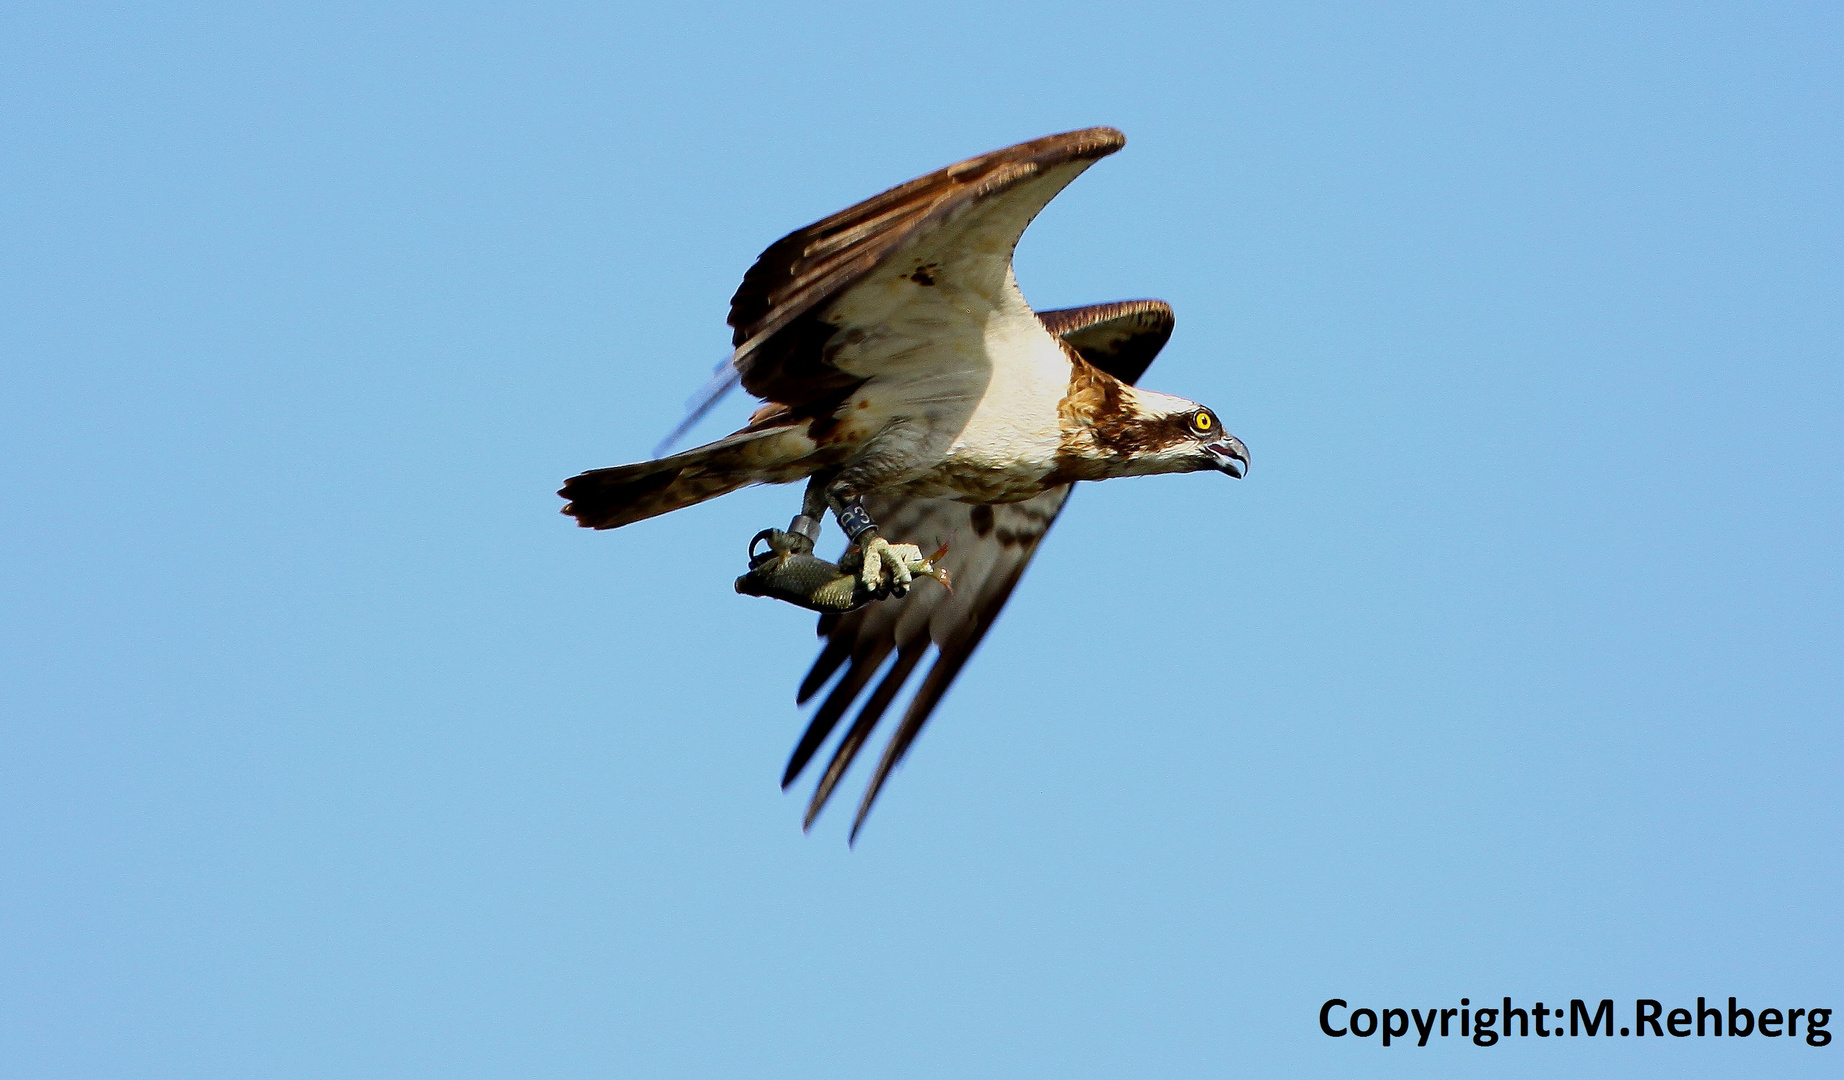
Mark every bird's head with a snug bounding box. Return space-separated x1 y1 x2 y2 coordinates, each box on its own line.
1101 387 1249 479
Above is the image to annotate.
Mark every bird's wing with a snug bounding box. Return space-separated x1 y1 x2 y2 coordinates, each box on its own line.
786 300 1176 841
727 128 1127 412
652 354 742 458
1037 298 1174 383
788 490 1068 840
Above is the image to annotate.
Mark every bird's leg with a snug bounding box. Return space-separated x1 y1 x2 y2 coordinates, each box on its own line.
783 475 829 555
831 497 925 599
748 475 829 560
735 476 945 612
811 421 948 599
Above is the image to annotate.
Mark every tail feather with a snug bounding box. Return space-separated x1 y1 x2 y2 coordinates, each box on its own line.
559 425 803 530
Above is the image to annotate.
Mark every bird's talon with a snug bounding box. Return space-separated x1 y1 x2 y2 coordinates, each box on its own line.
855 535 935 596
749 528 804 569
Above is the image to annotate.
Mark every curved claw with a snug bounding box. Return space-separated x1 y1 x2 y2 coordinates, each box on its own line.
920 543 953 592
749 527 815 570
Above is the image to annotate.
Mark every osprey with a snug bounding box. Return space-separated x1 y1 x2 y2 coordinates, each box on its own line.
561 128 1248 839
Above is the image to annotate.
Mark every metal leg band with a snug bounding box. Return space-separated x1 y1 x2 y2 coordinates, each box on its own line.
787 514 822 547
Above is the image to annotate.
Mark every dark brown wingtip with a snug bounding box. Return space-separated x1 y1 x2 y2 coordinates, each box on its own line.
1075 125 1126 153
783 640 895 790
796 634 853 705
799 641 929 830
780 754 807 792
1009 126 1127 167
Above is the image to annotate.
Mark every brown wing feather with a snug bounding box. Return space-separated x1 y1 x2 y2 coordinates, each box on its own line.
790 491 1067 835
1037 299 1174 386
785 300 1176 839
728 128 1126 409
844 496 1061 842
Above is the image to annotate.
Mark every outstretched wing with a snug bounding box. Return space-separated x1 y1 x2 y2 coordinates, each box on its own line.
652 355 741 459
785 491 1067 838
727 127 1127 413
786 300 1176 840
643 130 1133 460
1037 298 1174 381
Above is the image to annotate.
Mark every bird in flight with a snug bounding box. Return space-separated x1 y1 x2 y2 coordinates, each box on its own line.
560 127 1248 840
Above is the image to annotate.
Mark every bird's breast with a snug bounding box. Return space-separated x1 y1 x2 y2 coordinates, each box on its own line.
898 306 1071 502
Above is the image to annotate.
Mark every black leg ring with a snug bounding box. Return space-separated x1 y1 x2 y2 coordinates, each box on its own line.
838 501 877 543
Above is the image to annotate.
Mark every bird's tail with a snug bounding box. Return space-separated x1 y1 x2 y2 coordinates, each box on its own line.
559 423 810 530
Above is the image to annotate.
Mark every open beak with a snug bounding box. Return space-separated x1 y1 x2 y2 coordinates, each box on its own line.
1207 436 1250 478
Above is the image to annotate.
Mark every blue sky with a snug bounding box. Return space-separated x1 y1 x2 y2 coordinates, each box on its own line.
3 3 1839 1077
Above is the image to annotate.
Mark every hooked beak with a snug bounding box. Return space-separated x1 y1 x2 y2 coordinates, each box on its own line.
1206 436 1250 478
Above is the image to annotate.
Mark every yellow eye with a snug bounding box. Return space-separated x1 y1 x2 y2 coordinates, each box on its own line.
1191 410 1214 434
